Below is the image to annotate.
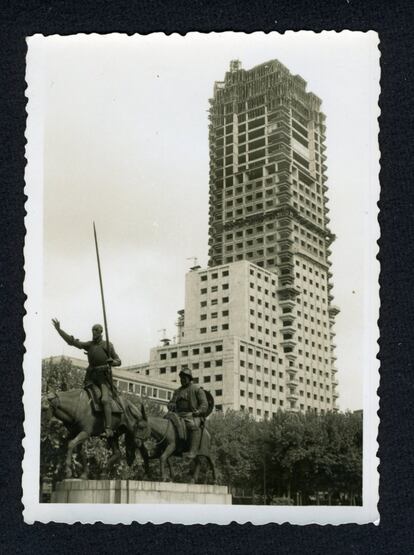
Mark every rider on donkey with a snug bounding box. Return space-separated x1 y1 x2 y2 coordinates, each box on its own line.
52 318 121 438
168 367 208 459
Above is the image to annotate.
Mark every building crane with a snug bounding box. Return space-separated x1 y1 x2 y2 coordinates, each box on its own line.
186 256 200 270
157 328 171 346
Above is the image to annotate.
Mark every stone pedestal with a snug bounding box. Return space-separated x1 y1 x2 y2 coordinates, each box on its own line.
51 479 232 504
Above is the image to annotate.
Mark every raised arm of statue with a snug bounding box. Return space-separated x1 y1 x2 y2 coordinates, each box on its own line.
51 318 90 350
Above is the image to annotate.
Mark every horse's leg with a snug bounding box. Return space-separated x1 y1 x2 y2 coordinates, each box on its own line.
167 458 174 482
78 442 89 480
190 457 201 484
65 430 89 479
107 436 122 477
159 443 175 482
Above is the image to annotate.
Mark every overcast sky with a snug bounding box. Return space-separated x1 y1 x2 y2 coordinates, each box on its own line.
37 32 380 411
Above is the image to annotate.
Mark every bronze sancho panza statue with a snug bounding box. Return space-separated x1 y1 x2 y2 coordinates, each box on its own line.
168 367 208 459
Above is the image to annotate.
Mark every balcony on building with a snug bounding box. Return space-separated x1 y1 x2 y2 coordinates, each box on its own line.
280 323 296 335
287 376 299 387
278 300 296 317
279 270 294 286
280 338 297 351
328 304 340 317
287 365 299 376
278 217 294 232
277 284 301 299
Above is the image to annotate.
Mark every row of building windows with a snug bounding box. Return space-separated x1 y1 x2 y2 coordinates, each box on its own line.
114 379 173 401
225 236 279 249
200 297 229 307
297 324 329 339
223 222 279 241
200 269 229 281
292 200 323 226
200 324 229 333
294 235 325 258
240 367 283 379
294 224 325 248
292 190 323 214
297 350 330 364
293 179 324 201
240 391 284 403
193 374 223 383
224 256 274 269
159 344 223 360
200 310 229 320
296 337 329 351
249 310 277 324
295 273 326 290
239 344 283 361
224 249 277 262
248 322 277 337
294 260 327 278
160 359 224 373
296 301 328 315
200 283 229 294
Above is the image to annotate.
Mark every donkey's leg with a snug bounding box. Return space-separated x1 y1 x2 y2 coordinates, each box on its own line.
139 444 150 477
65 431 89 479
159 443 175 482
107 436 122 477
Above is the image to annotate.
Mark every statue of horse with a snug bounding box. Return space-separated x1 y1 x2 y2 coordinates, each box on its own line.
45 389 149 479
134 403 216 484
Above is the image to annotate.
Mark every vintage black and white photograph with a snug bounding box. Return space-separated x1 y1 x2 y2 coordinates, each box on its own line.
23 32 380 524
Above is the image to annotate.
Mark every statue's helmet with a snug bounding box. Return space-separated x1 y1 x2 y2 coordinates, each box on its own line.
179 367 193 380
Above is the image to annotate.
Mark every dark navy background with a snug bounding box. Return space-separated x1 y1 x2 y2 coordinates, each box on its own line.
1 1 413 552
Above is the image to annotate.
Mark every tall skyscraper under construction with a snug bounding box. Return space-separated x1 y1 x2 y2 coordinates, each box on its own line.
207 59 339 410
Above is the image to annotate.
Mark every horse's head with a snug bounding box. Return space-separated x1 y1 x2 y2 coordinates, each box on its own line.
41 391 57 420
45 391 59 409
122 399 150 466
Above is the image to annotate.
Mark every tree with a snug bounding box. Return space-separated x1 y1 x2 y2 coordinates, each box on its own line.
207 410 258 489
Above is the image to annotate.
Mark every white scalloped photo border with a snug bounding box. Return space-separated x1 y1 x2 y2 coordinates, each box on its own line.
22 31 380 525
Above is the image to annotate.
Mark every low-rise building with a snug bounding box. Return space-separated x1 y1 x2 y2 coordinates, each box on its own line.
126 260 338 419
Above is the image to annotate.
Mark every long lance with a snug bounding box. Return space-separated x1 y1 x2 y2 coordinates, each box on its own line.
93 222 115 395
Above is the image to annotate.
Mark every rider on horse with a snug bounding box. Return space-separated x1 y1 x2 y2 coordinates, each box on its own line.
168 367 208 459
52 318 121 438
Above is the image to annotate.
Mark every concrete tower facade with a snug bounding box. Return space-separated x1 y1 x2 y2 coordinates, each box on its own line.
207 60 339 411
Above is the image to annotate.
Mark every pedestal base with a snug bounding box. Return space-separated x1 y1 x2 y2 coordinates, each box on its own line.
51 479 232 504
